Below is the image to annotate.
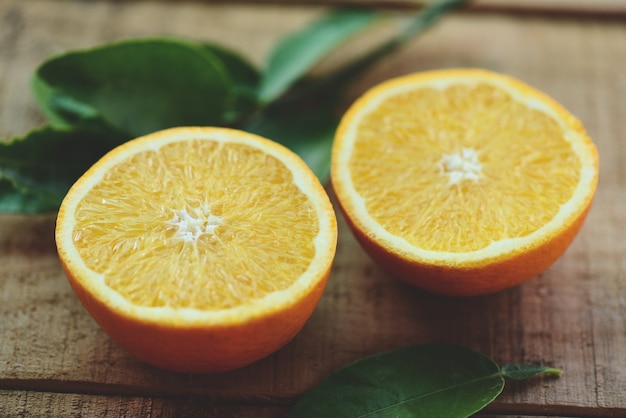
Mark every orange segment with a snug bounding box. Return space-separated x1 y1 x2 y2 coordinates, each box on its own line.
56 127 337 373
332 68 598 296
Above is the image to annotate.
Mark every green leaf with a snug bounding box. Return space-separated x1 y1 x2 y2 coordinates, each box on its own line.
0 124 128 213
200 42 261 123
244 100 337 182
296 0 472 100
31 76 99 128
501 364 563 380
4 1 469 213
201 42 259 90
249 1 470 183
32 38 237 137
0 181 60 214
288 344 505 418
258 8 378 103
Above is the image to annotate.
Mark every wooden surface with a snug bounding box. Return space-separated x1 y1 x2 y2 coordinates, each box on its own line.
1 1 625 417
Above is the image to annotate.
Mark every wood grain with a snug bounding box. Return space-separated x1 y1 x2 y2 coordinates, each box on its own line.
1 1 625 417
0 390 291 418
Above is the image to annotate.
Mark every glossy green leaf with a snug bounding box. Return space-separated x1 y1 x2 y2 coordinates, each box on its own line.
201 42 259 90
288 344 505 418
258 8 378 103
0 124 127 213
0 181 60 214
200 42 261 123
32 38 236 137
244 99 338 182
31 76 98 128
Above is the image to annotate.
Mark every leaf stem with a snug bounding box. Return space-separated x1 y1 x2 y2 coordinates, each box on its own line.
501 364 564 380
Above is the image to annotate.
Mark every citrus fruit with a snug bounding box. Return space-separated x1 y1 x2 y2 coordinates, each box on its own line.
55 127 337 373
331 68 598 296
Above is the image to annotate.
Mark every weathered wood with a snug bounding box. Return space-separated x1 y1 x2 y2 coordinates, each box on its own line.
0 390 291 418
5 390 616 418
1 1 625 417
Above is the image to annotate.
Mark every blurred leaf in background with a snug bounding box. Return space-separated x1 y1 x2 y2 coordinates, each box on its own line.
0 0 471 213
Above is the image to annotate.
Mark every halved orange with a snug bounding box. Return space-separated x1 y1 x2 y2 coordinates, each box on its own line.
331 68 598 296
55 127 337 373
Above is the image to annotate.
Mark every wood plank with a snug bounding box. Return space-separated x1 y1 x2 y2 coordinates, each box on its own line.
1 1 625 417
1 390 604 418
0 390 290 418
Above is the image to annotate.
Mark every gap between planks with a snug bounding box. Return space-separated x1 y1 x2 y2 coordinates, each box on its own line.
2 378 626 417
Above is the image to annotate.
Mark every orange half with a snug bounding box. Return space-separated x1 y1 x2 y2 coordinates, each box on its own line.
56 127 337 372
331 68 598 296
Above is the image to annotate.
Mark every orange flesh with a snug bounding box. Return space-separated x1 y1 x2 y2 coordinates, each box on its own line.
349 83 581 252
72 139 319 310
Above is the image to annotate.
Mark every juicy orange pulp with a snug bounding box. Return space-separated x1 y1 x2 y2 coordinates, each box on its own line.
332 69 598 296
56 127 337 373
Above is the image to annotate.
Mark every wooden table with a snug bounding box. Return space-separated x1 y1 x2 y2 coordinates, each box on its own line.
1 1 625 417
